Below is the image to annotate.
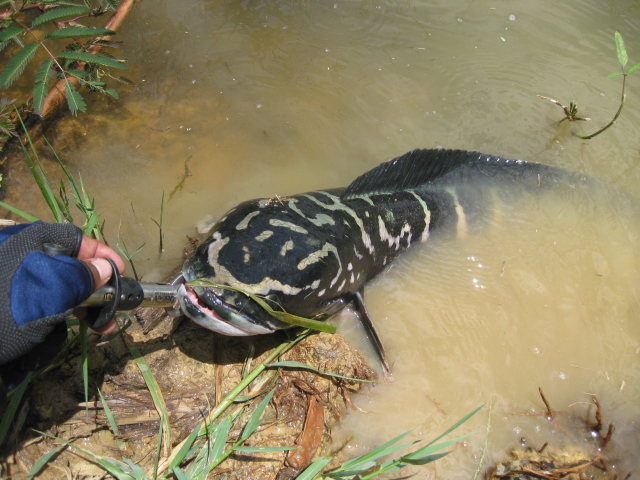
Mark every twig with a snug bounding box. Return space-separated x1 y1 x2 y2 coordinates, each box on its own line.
538 387 554 421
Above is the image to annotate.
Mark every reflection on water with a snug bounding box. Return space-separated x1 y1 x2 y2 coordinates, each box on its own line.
9 0 640 475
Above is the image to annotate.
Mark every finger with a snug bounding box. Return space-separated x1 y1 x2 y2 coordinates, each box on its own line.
84 258 114 289
77 236 126 273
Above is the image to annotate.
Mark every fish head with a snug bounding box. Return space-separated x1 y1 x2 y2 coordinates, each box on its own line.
179 241 290 335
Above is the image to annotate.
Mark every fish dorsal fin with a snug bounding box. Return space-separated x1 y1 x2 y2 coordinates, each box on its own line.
341 148 501 199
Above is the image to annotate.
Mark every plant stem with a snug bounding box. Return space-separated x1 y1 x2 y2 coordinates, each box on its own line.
578 73 626 139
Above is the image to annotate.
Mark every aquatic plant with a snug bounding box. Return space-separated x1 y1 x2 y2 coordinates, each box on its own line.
577 32 640 139
0 0 131 116
540 32 640 139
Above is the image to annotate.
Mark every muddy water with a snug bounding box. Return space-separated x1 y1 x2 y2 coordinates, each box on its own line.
9 0 640 475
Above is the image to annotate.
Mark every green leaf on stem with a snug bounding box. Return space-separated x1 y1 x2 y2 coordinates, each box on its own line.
33 59 54 115
64 80 86 115
45 26 116 40
615 32 628 68
0 43 39 88
32 6 91 27
58 50 127 70
0 26 25 52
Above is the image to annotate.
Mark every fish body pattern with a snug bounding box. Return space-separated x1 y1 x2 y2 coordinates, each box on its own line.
179 148 578 335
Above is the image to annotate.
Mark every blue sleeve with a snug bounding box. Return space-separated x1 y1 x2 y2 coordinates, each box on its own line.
0 222 88 369
11 251 93 326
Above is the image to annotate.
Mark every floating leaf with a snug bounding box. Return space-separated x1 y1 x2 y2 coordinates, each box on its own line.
0 43 39 88
33 58 54 115
57 50 127 70
615 31 628 68
45 26 116 40
32 6 91 27
0 26 25 52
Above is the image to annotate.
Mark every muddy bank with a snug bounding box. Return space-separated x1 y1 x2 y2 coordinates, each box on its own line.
1 295 375 479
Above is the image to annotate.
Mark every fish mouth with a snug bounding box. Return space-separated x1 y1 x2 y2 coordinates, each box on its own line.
178 284 283 335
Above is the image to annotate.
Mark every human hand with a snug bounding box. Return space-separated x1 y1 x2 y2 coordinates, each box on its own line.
0 222 125 382
73 234 126 335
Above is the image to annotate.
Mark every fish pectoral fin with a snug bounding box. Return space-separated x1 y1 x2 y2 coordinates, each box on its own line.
354 289 392 382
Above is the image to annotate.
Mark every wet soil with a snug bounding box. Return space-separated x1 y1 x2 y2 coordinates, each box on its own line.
1 298 375 479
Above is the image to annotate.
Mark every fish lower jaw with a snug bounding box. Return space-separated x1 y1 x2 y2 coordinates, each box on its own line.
177 284 275 336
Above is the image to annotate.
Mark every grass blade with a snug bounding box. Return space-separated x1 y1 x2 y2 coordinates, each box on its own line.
339 430 414 470
266 361 372 383
187 279 336 333
124 337 171 455
166 421 201 472
35 430 136 480
153 421 163 480
17 132 63 222
0 200 38 222
424 405 483 448
404 432 475 462
297 455 333 480
210 415 232 462
97 388 119 436
241 389 275 441
26 445 65 479
233 445 296 453
80 323 89 414
0 371 31 445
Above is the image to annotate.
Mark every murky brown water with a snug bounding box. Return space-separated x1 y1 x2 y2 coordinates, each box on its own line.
7 0 640 476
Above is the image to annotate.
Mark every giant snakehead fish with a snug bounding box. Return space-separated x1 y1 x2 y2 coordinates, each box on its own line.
178 148 596 344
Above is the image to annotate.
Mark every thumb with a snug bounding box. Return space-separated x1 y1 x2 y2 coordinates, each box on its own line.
84 258 114 290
